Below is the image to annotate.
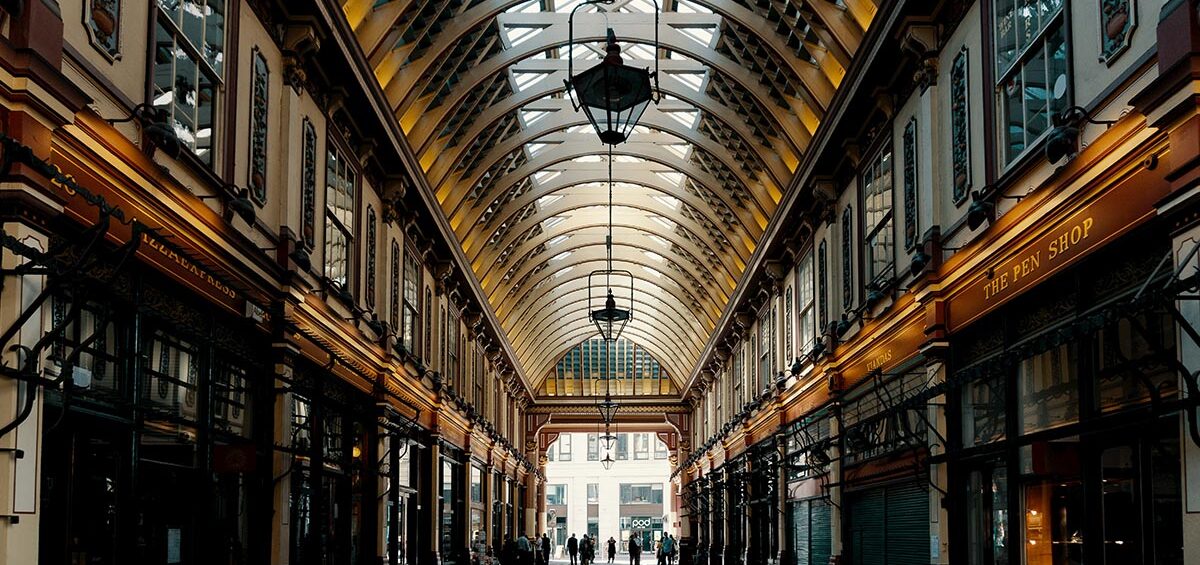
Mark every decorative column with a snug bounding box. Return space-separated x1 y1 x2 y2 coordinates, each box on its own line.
426 439 442 565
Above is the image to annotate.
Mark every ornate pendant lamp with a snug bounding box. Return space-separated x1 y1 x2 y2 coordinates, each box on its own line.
564 2 660 145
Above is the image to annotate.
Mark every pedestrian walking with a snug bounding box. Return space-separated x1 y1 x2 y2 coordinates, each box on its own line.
628 534 641 565
568 533 579 565
607 537 617 564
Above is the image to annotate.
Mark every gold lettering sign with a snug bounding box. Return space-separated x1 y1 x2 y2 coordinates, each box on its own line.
948 161 1169 332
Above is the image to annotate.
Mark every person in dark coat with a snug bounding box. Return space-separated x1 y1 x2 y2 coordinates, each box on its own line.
628 534 641 565
503 537 516 565
568 533 579 565
541 534 552 565
606 537 617 564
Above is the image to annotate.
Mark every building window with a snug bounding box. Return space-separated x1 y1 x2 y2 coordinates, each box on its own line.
841 206 853 311
634 433 649 460
994 0 1069 164
797 252 816 354
588 434 599 461
619 484 663 505
732 346 743 408
390 241 401 331
424 288 433 361
587 483 599 504
151 0 225 164
654 437 668 459
616 433 629 460
365 206 377 308
1018 342 1079 435
324 143 356 292
950 48 971 204
862 140 894 285
471 465 483 504
447 313 459 389
759 309 772 391
402 249 421 354
547 484 567 506
902 118 919 248
248 48 269 204
300 119 317 249
558 434 572 461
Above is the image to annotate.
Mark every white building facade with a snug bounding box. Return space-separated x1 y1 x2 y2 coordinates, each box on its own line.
544 432 677 556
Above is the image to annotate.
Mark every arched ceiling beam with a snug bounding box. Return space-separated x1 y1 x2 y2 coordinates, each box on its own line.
476 219 741 292
488 245 726 318
418 69 799 180
349 0 408 60
461 177 750 266
409 58 809 161
447 137 772 233
480 227 734 302
388 20 817 143
458 170 757 259
429 104 783 213
465 198 748 273
500 266 718 334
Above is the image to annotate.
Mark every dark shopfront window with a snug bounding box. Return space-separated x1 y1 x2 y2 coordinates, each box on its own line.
288 373 374 565
442 457 465 565
39 282 267 565
953 240 1183 565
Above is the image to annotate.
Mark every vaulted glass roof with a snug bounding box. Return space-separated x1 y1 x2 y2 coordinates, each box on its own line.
342 0 875 391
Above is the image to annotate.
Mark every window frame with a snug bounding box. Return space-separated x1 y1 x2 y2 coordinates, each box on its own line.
323 136 358 296
797 250 816 356
401 246 421 354
860 135 896 287
149 0 227 166
991 0 1072 169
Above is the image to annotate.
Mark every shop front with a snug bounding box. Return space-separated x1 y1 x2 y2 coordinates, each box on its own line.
36 254 272 565
948 228 1185 565
783 411 833 565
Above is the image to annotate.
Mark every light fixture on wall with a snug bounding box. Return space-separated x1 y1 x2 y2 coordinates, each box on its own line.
564 1 661 145
1044 105 1117 165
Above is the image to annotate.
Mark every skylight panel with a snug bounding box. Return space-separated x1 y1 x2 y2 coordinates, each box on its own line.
548 235 570 246
650 216 676 230
551 251 572 261
526 142 552 156
543 216 567 229
614 155 642 163
677 26 716 47
504 25 549 47
644 251 666 262
675 0 712 14
642 266 664 278
649 234 671 246
625 0 656 12
624 43 656 62
567 124 593 134
506 0 541 12
655 172 684 187
572 155 604 163
668 71 705 92
538 194 564 207
666 110 700 128
664 144 691 158
514 72 551 92
534 171 563 184
555 266 574 278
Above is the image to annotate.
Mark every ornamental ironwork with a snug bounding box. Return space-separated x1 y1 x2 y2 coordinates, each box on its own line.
818 240 828 330
249 48 269 205
842 206 853 312
366 206 377 308
950 48 970 205
903 118 919 250
301 118 317 248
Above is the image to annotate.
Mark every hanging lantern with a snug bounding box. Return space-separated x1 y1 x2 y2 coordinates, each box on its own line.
601 452 616 470
597 394 620 423
568 29 655 145
589 269 634 342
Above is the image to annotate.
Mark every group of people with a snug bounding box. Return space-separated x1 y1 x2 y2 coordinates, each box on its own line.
481 531 677 565
566 533 613 565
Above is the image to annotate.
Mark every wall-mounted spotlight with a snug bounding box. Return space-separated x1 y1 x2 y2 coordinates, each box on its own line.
966 190 994 231
1045 106 1117 165
908 250 931 278
107 103 182 158
198 184 256 225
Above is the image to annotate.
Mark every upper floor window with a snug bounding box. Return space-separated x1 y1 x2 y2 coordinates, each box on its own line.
653 437 668 459
587 434 599 461
634 433 649 459
324 143 356 292
994 0 1069 164
587 483 599 503
797 251 816 354
151 0 226 164
559 434 573 461
862 140 894 285
758 309 773 391
402 249 421 354
546 484 566 505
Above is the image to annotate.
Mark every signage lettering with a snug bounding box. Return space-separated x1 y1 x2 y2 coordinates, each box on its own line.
865 349 893 372
983 217 1092 302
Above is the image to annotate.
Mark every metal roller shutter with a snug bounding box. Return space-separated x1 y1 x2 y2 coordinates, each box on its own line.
792 501 810 565
847 482 929 565
884 482 929 565
848 489 885 565
810 500 831 565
